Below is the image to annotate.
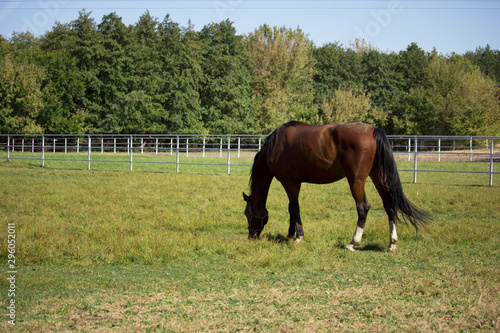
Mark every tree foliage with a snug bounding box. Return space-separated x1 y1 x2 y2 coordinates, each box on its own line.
0 12 499 135
246 25 316 132
400 55 500 135
0 55 45 133
200 20 254 134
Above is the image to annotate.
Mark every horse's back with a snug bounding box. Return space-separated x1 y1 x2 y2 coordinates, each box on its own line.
266 122 376 183
271 121 376 151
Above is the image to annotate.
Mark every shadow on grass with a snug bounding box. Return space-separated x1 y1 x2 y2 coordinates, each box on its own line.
358 243 386 252
264 233 289 244
333 241 386 252
263 235 386 252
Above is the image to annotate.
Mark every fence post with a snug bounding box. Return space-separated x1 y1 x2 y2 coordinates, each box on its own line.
238 137 241 158
22 138 24 152
176 135 180 173
77 138 80 153
114 138 116 154
489 137 494 186
156 138 159 155
101 137 104 154
186 138 189 157
130 135 133 171
220 138 223 157
469 137 473 162
32 138 34 153
53 139 56 153
203 138 206 157
42 135 45 167
413 136 418 183
64 138 67 154
227 135 231 175
408 138 411 161
6 135 10 162
87 135 91 170
438 138 441 162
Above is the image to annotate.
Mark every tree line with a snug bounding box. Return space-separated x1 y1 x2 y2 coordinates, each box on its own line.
1 10 499 136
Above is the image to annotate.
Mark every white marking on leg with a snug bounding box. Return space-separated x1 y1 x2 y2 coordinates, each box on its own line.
353 226 364 245
388 220 398 252
346 226 364 251
345 243 355 252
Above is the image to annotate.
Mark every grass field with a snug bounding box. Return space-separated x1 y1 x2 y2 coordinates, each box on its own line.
0 157 499 332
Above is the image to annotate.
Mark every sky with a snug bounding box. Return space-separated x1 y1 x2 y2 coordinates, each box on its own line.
0 1 499 54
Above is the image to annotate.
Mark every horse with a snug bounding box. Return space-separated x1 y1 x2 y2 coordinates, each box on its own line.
243 121 430 252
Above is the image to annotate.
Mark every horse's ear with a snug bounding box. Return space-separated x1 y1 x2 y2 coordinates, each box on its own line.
243 192 250 202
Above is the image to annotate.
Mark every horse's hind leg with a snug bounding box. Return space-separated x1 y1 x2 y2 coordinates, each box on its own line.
371 177 398 252
345 178 370 252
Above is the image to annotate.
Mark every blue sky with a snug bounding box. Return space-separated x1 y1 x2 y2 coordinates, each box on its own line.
1 1 499 54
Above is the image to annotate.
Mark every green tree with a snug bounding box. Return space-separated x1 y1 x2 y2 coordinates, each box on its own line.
66 10 101 133
361 50 403 128
313 42 364 107
318 87 377 124
398 43 429 90
125 11 167 133
38 50 87 133
199 19 254 134
92 12 131 133
245 25 316 132
401 55 500 135
0 55 45 133
0 35 9 58
389 43 430 133
465 44 500 84
40 22 75 51
158 16 205 133
38 22 87 133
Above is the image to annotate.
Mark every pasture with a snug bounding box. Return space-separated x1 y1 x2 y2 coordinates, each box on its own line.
0 158 499 332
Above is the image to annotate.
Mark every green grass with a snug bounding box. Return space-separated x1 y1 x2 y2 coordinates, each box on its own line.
0 160 498 332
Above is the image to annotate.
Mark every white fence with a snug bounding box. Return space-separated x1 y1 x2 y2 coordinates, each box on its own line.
1 134 499 186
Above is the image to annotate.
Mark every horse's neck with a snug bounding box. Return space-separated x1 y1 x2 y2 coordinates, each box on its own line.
250 152 274 213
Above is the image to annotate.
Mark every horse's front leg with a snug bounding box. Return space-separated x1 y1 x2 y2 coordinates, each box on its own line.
282 181 304 243
345 200 370 251
345 177 370 251
288 201 304 243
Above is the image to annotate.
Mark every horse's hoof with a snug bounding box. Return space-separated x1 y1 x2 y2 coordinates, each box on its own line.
295 236 304 244
345 244 355 252
387 244 397 252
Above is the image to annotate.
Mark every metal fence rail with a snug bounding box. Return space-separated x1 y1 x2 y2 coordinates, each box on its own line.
1 134 498 186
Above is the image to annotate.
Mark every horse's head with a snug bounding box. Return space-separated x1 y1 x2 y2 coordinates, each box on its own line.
243 192 268 239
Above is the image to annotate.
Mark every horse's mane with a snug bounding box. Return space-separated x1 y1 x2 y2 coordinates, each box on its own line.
249 121 301 189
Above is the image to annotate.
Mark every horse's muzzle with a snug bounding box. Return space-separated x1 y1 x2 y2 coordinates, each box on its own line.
248 230 262 239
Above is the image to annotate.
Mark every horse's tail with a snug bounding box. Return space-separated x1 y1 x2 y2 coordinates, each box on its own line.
372 128 430 230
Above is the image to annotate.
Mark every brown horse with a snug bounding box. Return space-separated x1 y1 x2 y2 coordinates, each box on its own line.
243 121 429 251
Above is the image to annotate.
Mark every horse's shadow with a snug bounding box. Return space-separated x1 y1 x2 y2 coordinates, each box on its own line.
264 233 289 244
333 241 386 252
357 243 386 252
264 234 386 252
